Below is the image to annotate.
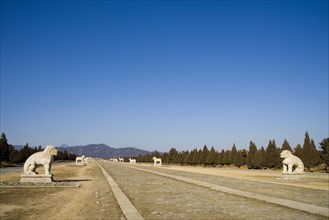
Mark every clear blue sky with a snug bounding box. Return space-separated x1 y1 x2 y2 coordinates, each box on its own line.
1 1 328 152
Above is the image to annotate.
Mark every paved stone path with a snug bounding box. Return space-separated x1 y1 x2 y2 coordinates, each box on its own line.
98 160 328 220
97 161 144 220
123 164 329 217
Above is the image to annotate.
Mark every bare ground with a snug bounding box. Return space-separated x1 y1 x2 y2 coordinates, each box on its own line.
0 161 123 220
0 160 328 220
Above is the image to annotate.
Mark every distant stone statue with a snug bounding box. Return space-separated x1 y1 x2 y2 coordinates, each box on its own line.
129 158 136 163
280 150 304 174
118 158 124 162
21 145 58 183
153 157 162 166
76 155 86 165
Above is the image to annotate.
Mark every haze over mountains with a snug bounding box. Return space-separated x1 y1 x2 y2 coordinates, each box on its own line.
58 144 150 158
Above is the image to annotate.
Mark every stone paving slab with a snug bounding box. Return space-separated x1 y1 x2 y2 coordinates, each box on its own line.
123 164 329 217
96 161 145 220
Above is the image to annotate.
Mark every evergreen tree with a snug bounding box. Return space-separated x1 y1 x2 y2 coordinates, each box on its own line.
187 149 197 165
247 141 258 168
294 144 303 159
167 148 178 164
241 149 247 160
229 144 237 165
9 149 21 163
183 150 190 165
223 150 231 165
0 133 10 162
319 138 329 165
265 140 279 169
302 132 321 169
193 149 202 165
20 143 32 162
206 146 217 166
215 149 225 165
198 145 209 166
281 139 293 152
234 150 244 167
258 147 266 169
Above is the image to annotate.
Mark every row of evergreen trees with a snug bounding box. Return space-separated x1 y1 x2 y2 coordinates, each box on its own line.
0 133 77 165
133 132 329 170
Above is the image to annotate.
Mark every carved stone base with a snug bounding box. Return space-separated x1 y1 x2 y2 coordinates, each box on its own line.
75 163 85 166
20 174 54 183
282 172 304 175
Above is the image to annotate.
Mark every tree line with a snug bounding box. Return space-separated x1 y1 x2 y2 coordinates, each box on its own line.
0 133 77 165
133 132 329 170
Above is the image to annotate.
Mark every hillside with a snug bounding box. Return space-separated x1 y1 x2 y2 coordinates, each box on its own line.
58 144 150 158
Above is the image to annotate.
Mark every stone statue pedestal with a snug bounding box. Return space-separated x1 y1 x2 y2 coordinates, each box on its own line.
20 174 54 183
75 163 85 166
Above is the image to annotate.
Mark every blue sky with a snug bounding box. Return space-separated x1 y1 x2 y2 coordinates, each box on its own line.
1 1 328 152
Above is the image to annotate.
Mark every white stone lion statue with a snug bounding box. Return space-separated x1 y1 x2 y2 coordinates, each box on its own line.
153 157 162 165
76 155 86 164
280 150 304 174
23 145 58 176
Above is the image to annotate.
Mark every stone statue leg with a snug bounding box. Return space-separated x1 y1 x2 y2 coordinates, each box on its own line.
28 163 37 175
294 163 304 173
288 164 293 173
49 163 52 175
282 164 288 173
44 163 51 175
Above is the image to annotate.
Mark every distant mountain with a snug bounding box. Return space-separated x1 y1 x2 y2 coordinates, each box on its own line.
14 145 24 150
58 144 150 158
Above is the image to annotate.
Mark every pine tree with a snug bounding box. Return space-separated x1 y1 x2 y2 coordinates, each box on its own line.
241 149 247 159
0 133 10 162
265 140 279 169
198 145 209 166
234 150 244 167
319 138 329 165
281 139 293 152
294 144 303 159
302 132 321 169
193 149 202 165
206 147 217 166
247 141 258 168
20 143 32 162
215 149 225 165
223 150 231 165
167 148 178 164
187 149 197 165
229 144 237 165
258 147 266 169
183 150 190 165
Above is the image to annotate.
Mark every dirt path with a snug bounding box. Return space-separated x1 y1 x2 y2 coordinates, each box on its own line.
1 160 328 220
128 164 329 207
153 164 329 190
100 161 327 220
0 160 123 220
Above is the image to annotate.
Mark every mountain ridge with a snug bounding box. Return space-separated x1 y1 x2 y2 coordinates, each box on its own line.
58 144 150 158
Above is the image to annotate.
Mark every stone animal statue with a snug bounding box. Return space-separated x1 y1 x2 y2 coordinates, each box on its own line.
129 158 136 163
23 145 58 176
76 155 86 163
280 150 304 174
152 157 162 165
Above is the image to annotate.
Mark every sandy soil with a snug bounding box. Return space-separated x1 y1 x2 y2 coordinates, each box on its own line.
154 164 329 190
101 161 328 220
0 161 123 220
1 160 328 220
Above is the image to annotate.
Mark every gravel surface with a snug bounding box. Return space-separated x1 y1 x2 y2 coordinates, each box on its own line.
130 164 329 208
99 161 327 220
